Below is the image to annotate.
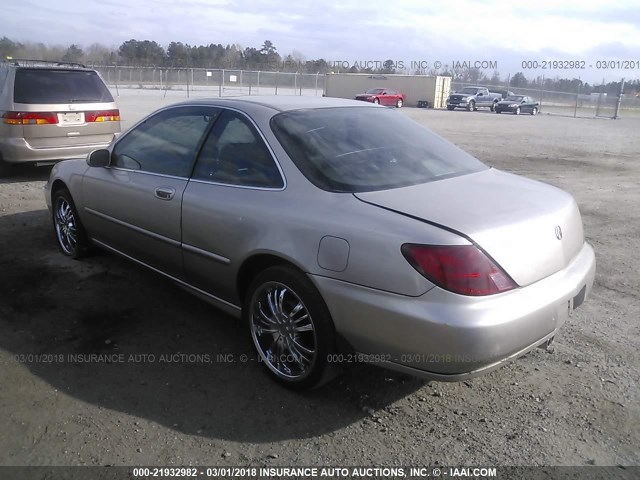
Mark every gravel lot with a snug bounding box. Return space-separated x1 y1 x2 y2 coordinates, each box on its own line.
0 94 638 468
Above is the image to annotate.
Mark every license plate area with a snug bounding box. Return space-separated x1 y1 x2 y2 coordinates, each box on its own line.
58 112 84 125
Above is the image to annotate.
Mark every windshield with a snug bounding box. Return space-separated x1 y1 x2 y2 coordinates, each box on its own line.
506 95 524 101
271 107 488 193
459 87 478 94
364 88 384 94
14 69 114 104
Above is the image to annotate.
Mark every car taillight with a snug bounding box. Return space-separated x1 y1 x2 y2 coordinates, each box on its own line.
401 244 517 296
3 111 58 125
86 109 120 122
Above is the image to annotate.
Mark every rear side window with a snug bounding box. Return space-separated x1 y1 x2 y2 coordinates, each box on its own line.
192 110 283 188
14 69 114 104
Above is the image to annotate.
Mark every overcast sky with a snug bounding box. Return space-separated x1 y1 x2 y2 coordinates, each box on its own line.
4 0 639 82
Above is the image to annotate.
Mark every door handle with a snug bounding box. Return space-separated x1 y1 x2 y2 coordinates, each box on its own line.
154 186 176 200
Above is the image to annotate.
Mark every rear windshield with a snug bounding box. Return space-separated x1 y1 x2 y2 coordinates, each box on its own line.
270 107 488 192
14 69 114 104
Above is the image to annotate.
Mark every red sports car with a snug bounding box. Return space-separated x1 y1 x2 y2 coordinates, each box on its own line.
355 88 406 107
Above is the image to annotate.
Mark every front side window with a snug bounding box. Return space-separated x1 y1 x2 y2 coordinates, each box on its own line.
112 106 219 177
271 107 487 193
192 110 283 188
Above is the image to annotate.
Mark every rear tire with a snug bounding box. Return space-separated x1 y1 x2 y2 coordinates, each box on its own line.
373 98 380 105
52 189 91 259
447 106 455 111
515 107 521 115
467 100 475 112
396 99 403 108
490 102 497 112
244 266 337 390
0 158 12 178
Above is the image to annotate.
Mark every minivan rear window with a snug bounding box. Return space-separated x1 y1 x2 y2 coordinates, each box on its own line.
14 69 114 104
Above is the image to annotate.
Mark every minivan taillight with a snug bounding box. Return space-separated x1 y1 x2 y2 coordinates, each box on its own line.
3 111 58 125
86 109 120 122
401 244 518 296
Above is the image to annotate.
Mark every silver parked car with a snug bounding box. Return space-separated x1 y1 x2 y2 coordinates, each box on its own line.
44 96 596 390
0 59 120 176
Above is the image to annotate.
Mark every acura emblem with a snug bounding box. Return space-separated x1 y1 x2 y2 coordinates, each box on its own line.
555 226 563 240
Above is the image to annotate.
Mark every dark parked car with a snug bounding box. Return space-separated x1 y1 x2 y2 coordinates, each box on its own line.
495 95 540 115
355 88 405 107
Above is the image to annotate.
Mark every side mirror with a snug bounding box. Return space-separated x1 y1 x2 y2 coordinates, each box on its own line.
87 149 111 168
478 92 483 96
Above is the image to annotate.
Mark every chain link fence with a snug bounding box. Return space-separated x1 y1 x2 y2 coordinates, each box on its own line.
451 81 639 118
94 65 326 97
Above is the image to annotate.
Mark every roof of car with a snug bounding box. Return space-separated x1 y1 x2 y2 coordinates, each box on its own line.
179 95 378 112
0 59 94 71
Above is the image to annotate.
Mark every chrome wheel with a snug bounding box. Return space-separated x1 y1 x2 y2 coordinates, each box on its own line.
396 99 403 108
54 197 78 255
515 107 521 115
249 282 317 381
532 107 538 115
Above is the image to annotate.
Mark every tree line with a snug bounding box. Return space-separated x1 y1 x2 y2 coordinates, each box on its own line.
1 36 637 96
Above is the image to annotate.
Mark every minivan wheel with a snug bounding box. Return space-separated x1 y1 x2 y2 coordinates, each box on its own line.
0 158 12 178
52 189 90 259
244 266 336 390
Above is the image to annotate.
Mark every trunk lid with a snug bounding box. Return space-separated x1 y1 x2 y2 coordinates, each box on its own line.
354 169 584 287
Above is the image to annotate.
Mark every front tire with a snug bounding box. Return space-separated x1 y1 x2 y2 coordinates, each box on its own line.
244 266 336 390
396 98 403 108
490 102 497 112
531 107 538 115
447 105 455 111
515 107 521 115
52 189 91 259
373 98 380 105
467 100 475 111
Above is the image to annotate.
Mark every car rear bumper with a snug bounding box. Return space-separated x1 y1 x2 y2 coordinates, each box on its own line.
1 136 114 164
311 242 596 380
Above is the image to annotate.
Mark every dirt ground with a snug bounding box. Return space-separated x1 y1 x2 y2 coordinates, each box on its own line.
0 98 638 468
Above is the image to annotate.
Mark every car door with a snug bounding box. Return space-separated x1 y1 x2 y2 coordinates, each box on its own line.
385 90 394 105
82 105 220 279
378 90 388 106
181 108 286 304
521 96 532 113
